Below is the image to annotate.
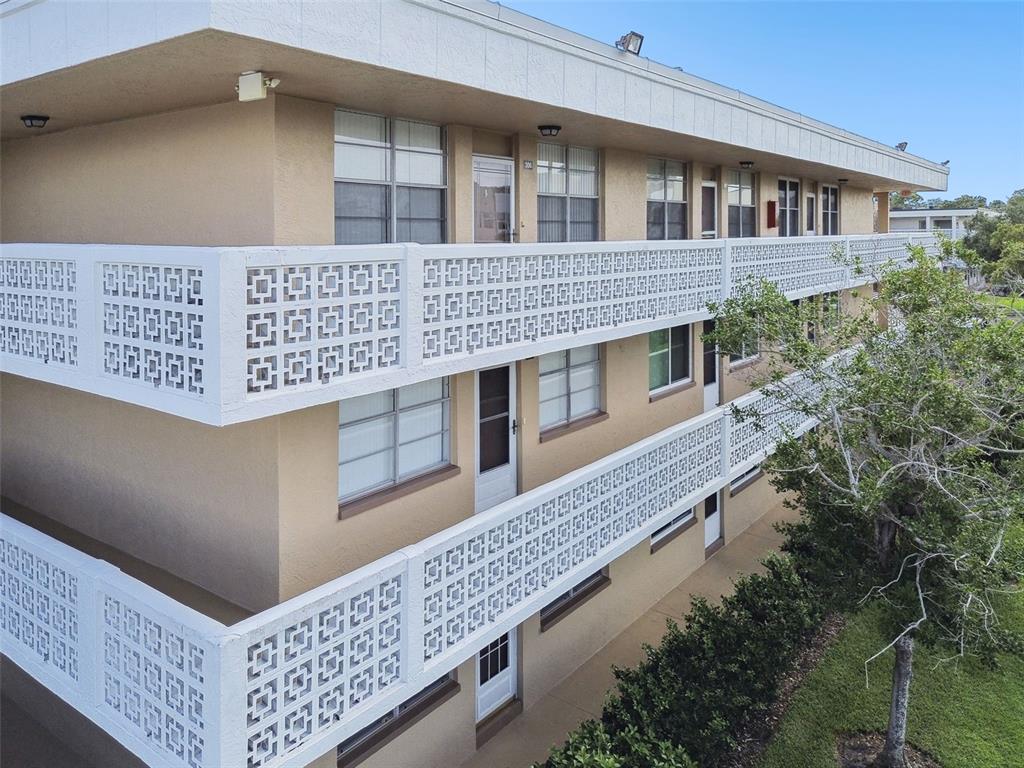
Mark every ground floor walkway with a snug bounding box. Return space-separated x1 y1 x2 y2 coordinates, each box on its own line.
460 501 797 768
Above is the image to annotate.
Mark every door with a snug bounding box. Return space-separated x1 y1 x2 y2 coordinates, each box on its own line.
703 491 722 549
473 156 515 243
475 364 518 513
701 181 718 238
778 179 800 236
702 320 719 411
476 629 517 721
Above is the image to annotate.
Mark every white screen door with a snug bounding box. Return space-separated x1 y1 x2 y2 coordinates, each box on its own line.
475 364 518 513
476 629 517 721
704 491 722 549
473 156 515 243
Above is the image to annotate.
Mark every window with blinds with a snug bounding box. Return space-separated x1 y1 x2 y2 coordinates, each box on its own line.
646 159 687 240
537 143 599 242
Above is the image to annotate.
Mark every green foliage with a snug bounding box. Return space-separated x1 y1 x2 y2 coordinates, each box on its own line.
537 557 822 768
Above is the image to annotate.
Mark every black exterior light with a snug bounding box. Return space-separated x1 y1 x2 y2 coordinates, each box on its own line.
739 160 754 170
895 141 908 152
20 114 49 128
538 125 561 138
837 178 849 185
615 31 644 55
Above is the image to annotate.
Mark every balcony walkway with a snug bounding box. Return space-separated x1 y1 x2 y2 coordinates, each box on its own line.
460 499 797 768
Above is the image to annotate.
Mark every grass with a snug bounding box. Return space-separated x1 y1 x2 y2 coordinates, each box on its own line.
759 588 1024 768
980 293 1024 311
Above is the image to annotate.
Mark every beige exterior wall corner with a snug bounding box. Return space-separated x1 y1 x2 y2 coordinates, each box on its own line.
0 374 281 611
272 95 335 245
758 172 779 237
875 191 890 233
600 148 646 241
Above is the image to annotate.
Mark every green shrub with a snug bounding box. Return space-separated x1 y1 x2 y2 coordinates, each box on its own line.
538 555 823 768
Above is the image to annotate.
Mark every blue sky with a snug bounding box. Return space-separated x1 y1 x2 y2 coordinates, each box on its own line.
504 1 1024 202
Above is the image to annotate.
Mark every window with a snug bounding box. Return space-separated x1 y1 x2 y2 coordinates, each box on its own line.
806 193 816 234
728 326 759 365
651 507 695 546
478 633 511 686
338 674 455 761
726 170 756 237
334 109 446 245
701 175 718 238
538 345 602 431
646 159 687 239
538 144 599 242
731 464 761 492
540 569 607 625
822 185 839 235
778 179 800 236
338 378 451 502
649 325 691 391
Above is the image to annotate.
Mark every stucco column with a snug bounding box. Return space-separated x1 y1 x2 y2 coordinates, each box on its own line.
875 192 890 233
688 163 702 239
514 133 538 243
716 166 728 238
759 172 779 237
601 148 646 241
447 125 474 243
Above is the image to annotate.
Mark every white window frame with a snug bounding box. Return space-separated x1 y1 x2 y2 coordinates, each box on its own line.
821 184 840 236
806 192 816 235
726 170 757 238
648 324 693 393
538 345 602 431
731 463 761 492
778 177 801 237
338 378 451 503
539 569 607 621
728 326 760 367
537 143 600 243
700 179 718 239
651 507 695 546
333 108 447 244
646 158 688 240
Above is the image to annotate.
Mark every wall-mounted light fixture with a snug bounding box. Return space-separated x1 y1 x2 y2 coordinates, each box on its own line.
236 71 281 102
615 31 644 55
739 160 754 170
537 125 561 138
895 141 908 152
941 160 950 166
20 114 49 128
837 178 849 185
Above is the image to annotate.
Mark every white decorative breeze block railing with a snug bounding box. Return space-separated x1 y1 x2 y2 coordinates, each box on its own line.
2 369 819 768
0 234 935 425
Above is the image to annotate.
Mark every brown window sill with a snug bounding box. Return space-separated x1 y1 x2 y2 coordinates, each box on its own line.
539 411 609 443
648 378 696 403
728 356 761 372
476 698 524 748
338 676 461 767
649 515 698 554
338 464 461 520
729 469 764 497
539 572 611 632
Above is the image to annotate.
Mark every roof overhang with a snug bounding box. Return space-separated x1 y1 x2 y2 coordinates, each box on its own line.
0 0 949 192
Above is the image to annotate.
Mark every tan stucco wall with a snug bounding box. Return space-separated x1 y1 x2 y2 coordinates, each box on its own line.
276 372 477 600
0 374 281 611
448 125 475 244
518 329 704 493
1 94 333 246
842 187 874 234
600 148 646 241
514 133 538 243
724 472 781 542
272 95 335 245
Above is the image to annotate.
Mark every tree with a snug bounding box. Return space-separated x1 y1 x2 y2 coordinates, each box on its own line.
888 191 924 210
706 249 1024 767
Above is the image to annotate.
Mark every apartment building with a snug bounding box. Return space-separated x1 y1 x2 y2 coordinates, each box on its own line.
0 2 948 767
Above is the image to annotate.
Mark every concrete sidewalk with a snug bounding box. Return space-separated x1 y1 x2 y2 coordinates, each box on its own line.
460 501 797 768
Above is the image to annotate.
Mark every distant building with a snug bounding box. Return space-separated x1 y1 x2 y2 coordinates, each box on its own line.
889 207 997 240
